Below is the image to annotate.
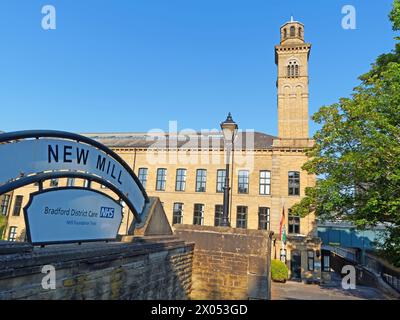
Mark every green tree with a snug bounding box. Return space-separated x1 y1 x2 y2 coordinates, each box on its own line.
291 0 400 267
0 215 7 239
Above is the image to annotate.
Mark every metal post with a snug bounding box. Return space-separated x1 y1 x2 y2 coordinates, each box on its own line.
222 144 231 227
220 112 238 227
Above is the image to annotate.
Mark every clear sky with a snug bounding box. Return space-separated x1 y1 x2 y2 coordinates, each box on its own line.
0 0 396 136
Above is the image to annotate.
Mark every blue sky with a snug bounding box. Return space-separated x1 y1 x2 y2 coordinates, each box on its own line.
0 0 396 136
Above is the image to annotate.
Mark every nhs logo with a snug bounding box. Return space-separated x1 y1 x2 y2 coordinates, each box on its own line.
100 207 115 219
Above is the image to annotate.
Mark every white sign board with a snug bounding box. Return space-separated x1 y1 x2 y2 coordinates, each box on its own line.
25 188 123 244
0 139 145 214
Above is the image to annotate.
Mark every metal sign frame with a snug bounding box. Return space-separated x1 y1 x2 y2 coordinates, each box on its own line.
0 130 149 223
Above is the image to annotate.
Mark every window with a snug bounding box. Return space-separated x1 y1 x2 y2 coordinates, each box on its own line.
138 168 148 189
288 212 301 234
66 178 75 187
290 26 295 37
156 168 167 191
50 178 59 187
258 207 270 230
13 196 23 216
175 169 187 192
287 61 300 78
193 204 204 226
288 171 300 195
195 169 207 192
1 194 11 215
283 28 287 39
308 250 315 271
172 203 184 225
216 170 226 193
238 170 249 194
236 206 248 229
214 205 224 227
298 27 303 38
259 171 271 195
323 254 330 272
8 227 17 242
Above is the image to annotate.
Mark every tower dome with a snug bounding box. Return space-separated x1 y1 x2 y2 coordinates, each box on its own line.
280 17 305 45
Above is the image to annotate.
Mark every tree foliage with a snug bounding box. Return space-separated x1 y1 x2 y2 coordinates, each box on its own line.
0 215 7 240
291 0 400 266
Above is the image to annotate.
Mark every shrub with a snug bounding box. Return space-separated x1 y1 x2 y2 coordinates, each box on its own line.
271 259 289 282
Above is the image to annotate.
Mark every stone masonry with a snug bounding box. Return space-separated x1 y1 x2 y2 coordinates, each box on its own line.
0 236 193 300
174 225 273 300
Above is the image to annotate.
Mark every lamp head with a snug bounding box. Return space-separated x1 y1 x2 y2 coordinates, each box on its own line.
220 112 238 143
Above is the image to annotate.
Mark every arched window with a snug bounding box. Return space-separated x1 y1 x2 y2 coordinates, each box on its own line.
290 26 295 37
287 60 300 78
298 27 303 38
283 28 287 39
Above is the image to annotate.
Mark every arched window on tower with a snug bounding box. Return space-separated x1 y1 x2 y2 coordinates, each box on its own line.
298 27 302 38
290 26 295 37
283 28 287 39
287 60 300 78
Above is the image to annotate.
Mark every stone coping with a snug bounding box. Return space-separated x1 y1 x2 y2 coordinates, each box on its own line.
0 237 194 280
174 224 274 238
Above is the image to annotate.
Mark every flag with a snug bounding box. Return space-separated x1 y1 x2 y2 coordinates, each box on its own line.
282 224 287 245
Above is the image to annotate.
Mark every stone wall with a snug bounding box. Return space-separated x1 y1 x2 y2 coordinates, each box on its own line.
174 225 273 300
0 236 193 300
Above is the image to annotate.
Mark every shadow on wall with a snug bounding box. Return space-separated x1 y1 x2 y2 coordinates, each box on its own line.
0 236 194 300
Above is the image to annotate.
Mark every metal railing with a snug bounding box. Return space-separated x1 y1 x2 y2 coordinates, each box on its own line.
382 273 400 293
365 252 400 293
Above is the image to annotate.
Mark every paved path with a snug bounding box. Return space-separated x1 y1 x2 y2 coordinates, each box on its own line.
272 274 392 300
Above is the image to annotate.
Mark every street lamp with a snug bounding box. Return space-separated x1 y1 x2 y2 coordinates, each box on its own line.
220 112 238 227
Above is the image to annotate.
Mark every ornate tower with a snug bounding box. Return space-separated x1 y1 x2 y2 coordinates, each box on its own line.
275 18 311 139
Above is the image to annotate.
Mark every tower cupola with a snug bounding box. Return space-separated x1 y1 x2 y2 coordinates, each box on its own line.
280 16 305 45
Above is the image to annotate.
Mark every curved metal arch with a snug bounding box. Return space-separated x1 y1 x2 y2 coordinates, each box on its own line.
0 130 149 204
0 171 142 223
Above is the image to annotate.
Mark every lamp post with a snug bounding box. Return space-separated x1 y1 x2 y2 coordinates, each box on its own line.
220 112 238 227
